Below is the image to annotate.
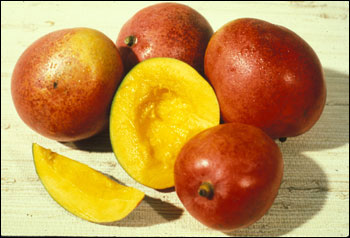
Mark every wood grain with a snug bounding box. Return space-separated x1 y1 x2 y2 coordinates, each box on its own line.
1 1 349 237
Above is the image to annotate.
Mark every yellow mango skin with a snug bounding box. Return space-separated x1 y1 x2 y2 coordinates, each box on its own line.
110 57 220 189
32 143 144 223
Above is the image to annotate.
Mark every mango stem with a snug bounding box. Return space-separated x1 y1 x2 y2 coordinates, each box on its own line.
198 182 214 199
124 35 137 47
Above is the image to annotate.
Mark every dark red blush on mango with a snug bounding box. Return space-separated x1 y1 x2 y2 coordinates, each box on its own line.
116 2 213 75
205 18 326 139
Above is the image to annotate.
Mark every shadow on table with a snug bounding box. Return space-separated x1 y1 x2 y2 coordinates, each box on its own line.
60 127 113 153
224 150 328 237
224 67 349 236
99 195 184 227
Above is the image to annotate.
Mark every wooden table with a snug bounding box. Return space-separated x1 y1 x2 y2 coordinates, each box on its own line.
2 1 349 236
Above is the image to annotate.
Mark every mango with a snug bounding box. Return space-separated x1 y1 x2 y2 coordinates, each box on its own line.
116 2 213 75
205 18 326 139
174 123 283 231
12 28 124 142
32 143 144 223
110 58 220 189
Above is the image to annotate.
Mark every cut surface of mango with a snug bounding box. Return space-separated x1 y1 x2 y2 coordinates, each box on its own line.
110 57 220 189
32 143 144 223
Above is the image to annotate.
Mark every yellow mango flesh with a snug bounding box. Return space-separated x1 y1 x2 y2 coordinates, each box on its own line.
110 58 220 189
32 143 144 223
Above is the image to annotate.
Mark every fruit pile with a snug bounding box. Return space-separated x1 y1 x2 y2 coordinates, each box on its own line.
11 2 326 231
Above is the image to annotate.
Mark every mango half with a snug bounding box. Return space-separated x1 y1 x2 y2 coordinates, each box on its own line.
110 57 220 189
32 143 144 223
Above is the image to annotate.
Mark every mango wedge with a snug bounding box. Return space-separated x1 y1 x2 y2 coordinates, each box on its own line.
32 143 144 223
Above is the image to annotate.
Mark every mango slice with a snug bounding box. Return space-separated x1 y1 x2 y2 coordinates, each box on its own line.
110 57 220 189
32 143 144 223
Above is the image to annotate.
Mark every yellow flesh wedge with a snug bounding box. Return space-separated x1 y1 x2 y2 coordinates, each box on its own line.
32 143 144 223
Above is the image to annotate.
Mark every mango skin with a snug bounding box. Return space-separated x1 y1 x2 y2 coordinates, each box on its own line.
175 123 283 231
116 2 213 75
205 18 327 139
11 28 124 141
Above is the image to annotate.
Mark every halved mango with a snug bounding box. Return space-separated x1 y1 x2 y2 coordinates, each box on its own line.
110 57 220 189
32 143 144 223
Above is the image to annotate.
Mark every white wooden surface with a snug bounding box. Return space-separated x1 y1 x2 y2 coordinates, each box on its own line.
1 1 349 237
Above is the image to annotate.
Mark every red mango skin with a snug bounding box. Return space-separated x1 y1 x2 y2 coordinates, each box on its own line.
116 2 213 75
11 28 124 142
204 18 327 139
174 123 283 231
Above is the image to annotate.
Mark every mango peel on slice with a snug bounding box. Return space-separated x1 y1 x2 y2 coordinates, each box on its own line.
32 143 144 223
110 57 220 189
